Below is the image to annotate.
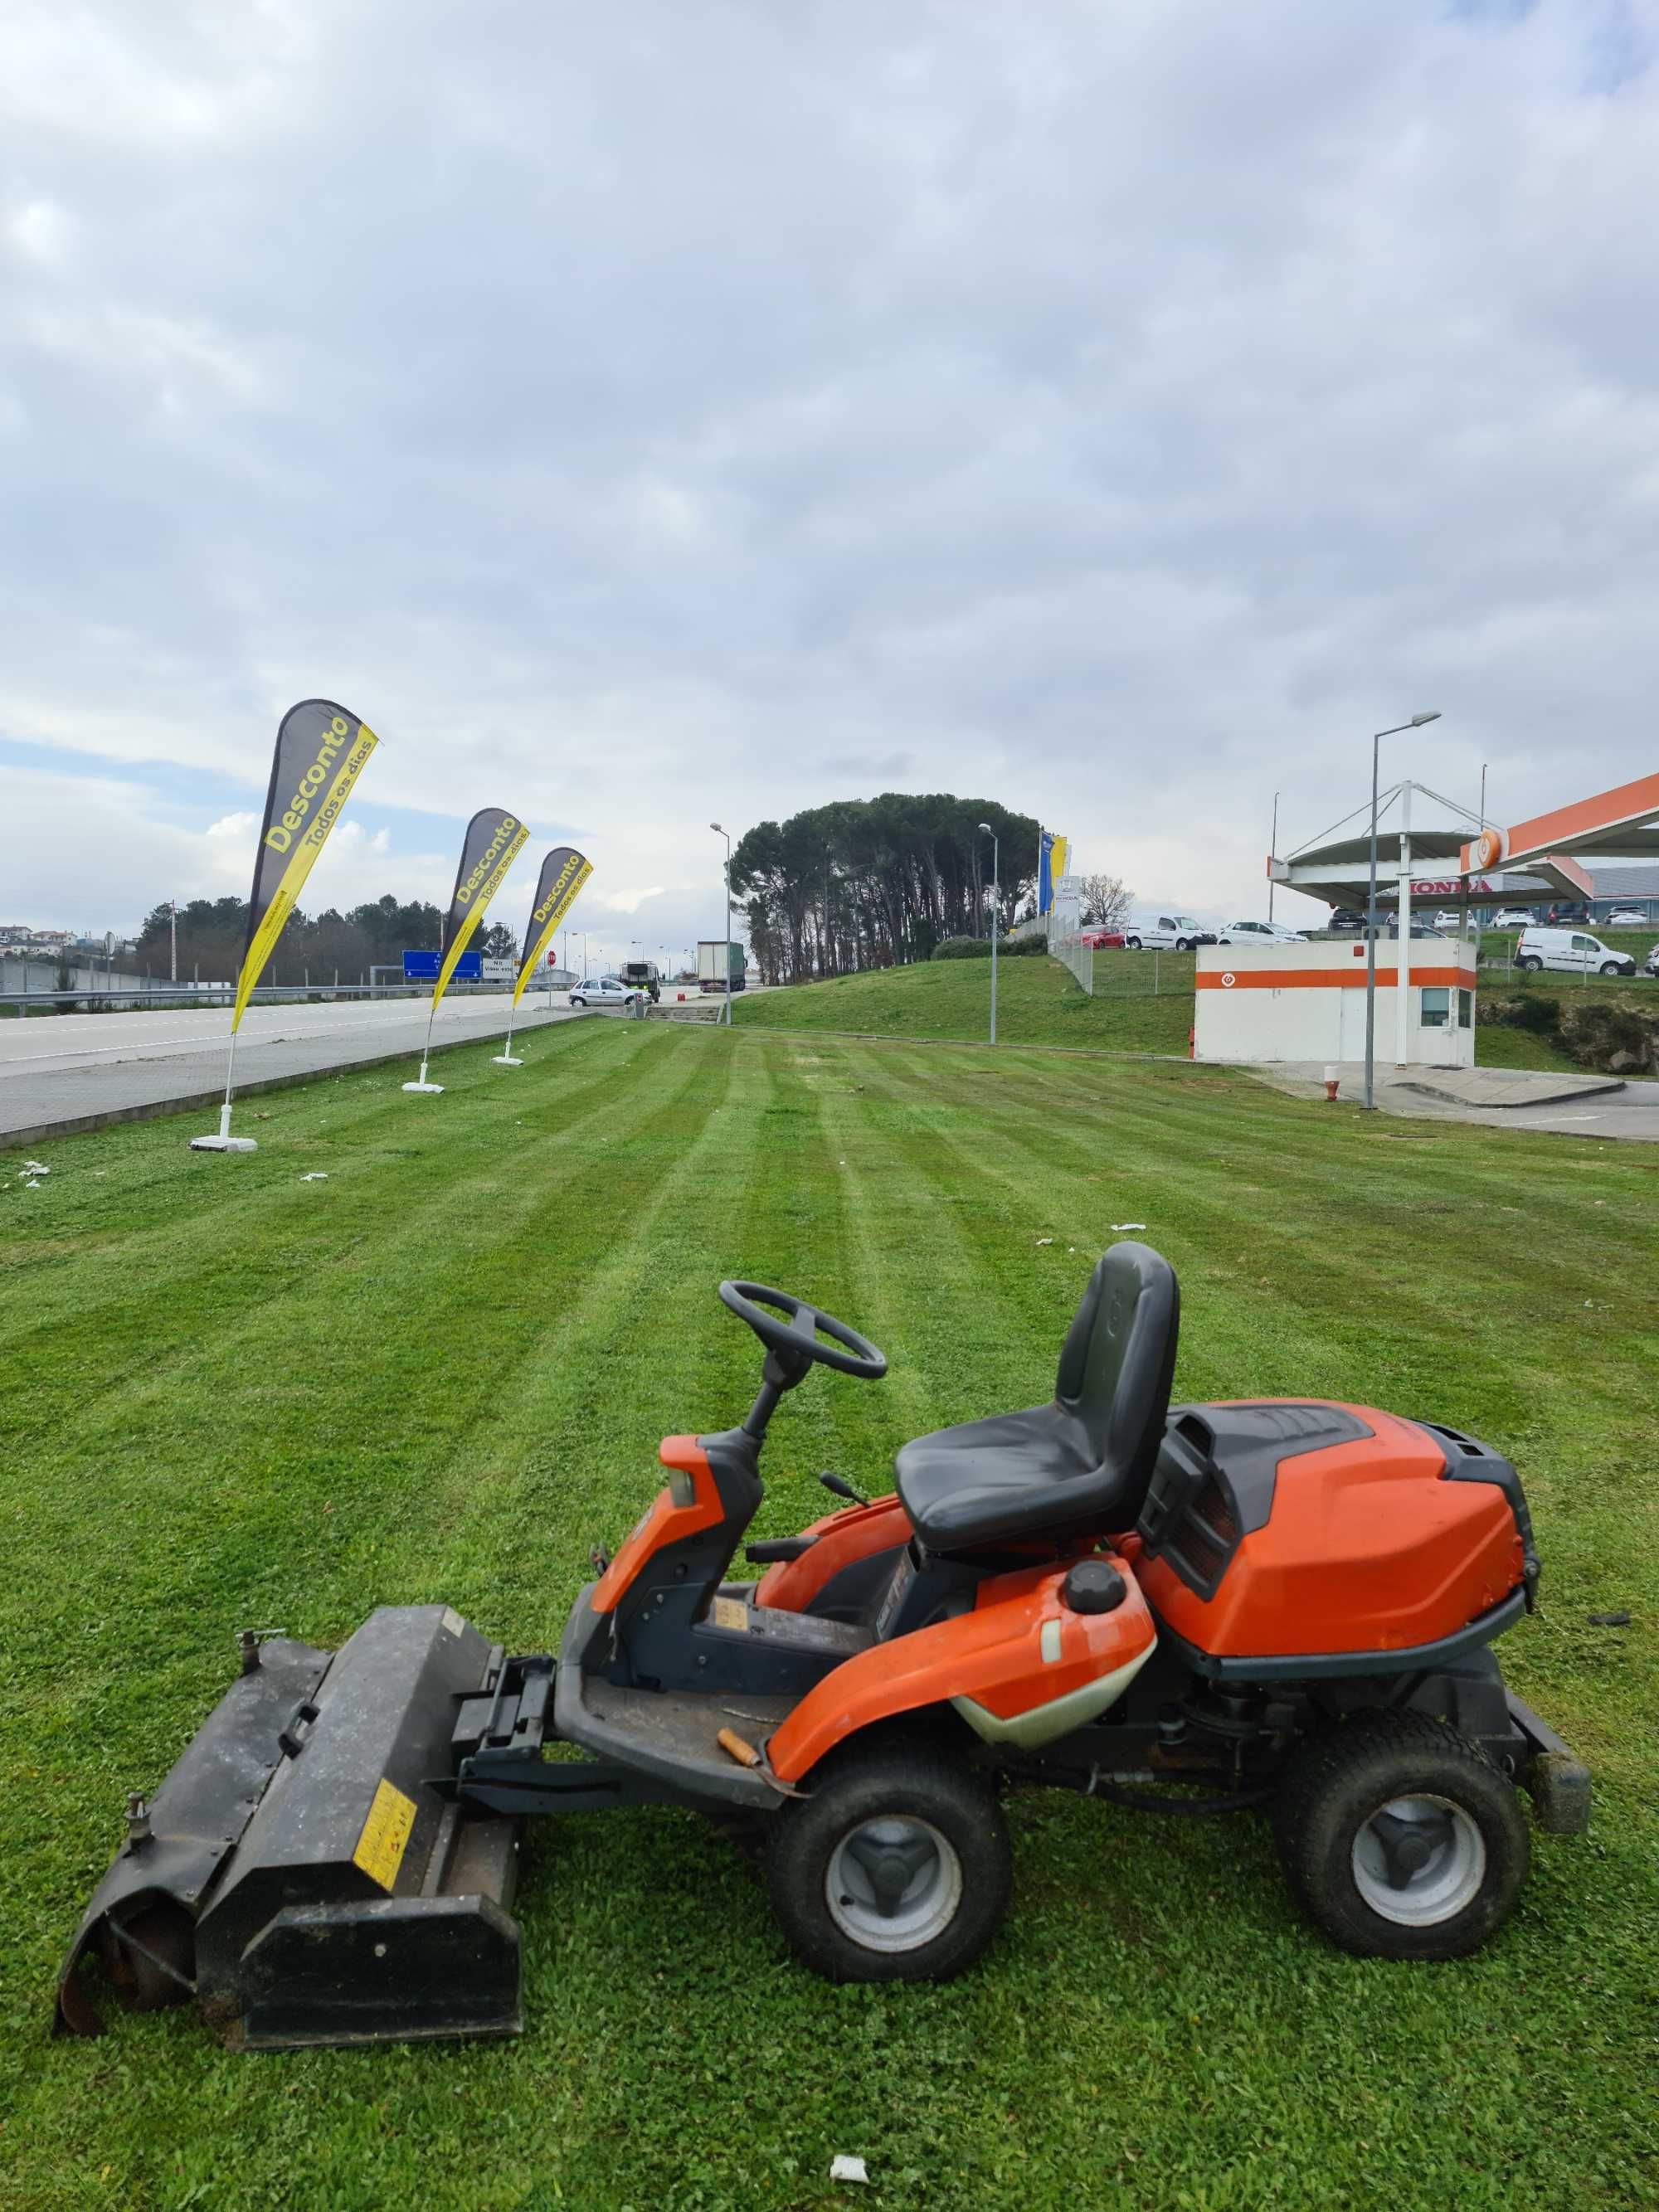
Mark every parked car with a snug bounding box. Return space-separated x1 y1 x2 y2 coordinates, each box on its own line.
1514 927 1636 979
1603 909 1649 930
1078 927 1126 949
1122 914 1212 951
1214 920 1308 946
1491 908 1535 929
1326 907 1369 934
570 976 646 1009
1430 909 1481 932
1643 942 1659 980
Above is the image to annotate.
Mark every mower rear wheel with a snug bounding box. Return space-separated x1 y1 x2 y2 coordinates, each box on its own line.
1274 1714 1529 1960
766 1743 1010 1982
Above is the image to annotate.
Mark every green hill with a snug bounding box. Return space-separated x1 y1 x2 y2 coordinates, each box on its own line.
733 950 1192 1053
733 949 1588 1071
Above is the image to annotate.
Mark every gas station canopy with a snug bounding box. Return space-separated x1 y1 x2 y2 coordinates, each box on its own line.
1269 783 1589 912
1459 769 1659 877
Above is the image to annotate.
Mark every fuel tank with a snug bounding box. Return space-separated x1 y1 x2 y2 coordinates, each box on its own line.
1133 1402 1531 1664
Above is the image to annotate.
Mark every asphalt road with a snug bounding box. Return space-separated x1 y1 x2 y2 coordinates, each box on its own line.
0 991 582 1147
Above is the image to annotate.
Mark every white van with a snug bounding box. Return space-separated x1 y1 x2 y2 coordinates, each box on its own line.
1122 913 1209 951
1515 927 1636 979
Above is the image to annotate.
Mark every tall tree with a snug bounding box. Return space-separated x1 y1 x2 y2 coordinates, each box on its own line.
729 794 1040 984
1078 873 1134 929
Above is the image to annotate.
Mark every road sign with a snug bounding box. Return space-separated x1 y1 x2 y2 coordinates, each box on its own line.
402 950 481 982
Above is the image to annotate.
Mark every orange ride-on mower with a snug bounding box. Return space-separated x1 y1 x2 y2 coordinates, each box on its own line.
56 1244 1589 2049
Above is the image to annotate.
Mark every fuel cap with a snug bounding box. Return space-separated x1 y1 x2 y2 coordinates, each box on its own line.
1062 1559 1126 1614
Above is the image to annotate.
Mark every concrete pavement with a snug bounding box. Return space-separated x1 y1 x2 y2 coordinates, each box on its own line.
1245 1057 1659 1141
0 991 582 1148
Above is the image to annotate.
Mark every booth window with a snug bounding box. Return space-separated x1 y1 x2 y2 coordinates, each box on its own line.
1458 989 1472 1029
1420 986 1450 1029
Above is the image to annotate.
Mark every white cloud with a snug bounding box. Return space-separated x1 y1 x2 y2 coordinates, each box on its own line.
2 0 1658 941
5 197 69 264
594 883 669 916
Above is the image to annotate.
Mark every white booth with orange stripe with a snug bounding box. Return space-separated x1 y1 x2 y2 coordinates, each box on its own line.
1194 940 1477 1068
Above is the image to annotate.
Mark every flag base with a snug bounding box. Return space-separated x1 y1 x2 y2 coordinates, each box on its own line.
191 1101 255 1152
402 1081 445 1094
491 1054 522 1067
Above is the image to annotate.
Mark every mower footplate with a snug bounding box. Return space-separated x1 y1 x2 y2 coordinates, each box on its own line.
57 1607 528 2049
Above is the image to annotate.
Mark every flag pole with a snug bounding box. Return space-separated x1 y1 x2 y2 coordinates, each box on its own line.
493 994 522 1067
405 989 445 1092
191 1007 259 1151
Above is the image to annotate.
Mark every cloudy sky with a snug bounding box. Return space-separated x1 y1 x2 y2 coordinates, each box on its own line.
3 0 1657 962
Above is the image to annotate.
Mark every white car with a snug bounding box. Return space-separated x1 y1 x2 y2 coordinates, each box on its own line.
1514 927 1636 979
1214 919 1308 946
1491 908 1535 930
1430 909 1481 932
1603 909 1649 929
1122 914 1212 951
570 976 645 1009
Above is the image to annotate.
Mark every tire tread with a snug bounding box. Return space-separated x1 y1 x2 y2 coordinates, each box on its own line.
1274 1711 1528 1960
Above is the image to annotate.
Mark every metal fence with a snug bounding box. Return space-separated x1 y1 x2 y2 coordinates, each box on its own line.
1051 937 1174 999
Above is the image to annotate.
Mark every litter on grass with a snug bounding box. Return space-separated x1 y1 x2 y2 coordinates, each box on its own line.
1035 1237 1053 1246
299 1173 328 1183
1112 1221 1146 1231
830 2155 869 2184
22 1160 49 1174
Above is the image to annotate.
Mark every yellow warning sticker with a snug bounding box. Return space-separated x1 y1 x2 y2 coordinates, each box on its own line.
353 1777 417 1893
710 1596 749 1633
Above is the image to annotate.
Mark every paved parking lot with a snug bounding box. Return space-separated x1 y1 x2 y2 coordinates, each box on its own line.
1248 1057 1659 1141
0 991 581 1147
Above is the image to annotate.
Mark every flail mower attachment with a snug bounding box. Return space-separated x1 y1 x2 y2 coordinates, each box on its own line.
56 1607 523 2050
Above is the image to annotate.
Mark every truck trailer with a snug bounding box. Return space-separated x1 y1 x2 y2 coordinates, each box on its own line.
697 940 745 995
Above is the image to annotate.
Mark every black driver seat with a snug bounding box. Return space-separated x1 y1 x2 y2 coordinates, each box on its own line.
894 1242 1180 1552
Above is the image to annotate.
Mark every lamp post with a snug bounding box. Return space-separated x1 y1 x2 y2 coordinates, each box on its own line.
1267 793 1280 923
710 823 732 1024
1364 712 1442 1111
979 822 999 1046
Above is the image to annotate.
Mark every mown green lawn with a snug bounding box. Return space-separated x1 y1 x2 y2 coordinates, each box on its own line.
2 1020 1655 2210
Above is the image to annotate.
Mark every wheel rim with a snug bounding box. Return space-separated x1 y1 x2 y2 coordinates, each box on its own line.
1350 1793 1487 1926
825 1816 963 1953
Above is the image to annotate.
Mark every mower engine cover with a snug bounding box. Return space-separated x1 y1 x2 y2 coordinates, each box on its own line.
56 1607 524 2050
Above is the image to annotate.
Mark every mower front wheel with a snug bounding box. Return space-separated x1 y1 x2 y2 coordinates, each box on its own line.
766 1742 1010 1982
1275 1714 1529 1960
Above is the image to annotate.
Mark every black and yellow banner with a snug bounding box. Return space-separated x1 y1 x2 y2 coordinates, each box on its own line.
232 700 378 1030
512 846 591 1008
433 807 530 1008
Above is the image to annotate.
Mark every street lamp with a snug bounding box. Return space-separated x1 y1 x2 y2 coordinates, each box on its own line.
979 822 999 1046
1364 712 1442 1111
711 823 732 1025
1267 791 1280 922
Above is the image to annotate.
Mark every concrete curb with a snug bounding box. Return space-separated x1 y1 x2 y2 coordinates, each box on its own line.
1397 1074 1625 1110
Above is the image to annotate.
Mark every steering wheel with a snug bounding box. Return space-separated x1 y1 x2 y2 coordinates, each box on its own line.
718 1281 888 1381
